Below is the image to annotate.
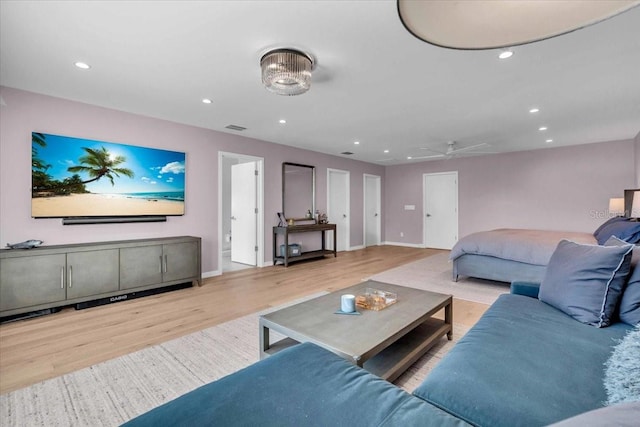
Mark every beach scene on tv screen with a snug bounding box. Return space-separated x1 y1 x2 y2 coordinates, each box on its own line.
32 133 185 217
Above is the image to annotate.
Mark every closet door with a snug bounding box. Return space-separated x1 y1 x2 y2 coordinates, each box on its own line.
423 171 458 250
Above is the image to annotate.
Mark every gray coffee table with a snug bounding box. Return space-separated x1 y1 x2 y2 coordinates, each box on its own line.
259 280 452 382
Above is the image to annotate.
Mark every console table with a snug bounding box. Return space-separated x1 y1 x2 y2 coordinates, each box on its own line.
273 223 337 267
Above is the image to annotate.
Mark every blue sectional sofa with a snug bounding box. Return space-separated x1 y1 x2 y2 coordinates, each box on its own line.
416 283 633 426
123 282 637 426
124 238 640 426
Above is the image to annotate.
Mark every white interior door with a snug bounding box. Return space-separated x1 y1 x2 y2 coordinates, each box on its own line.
423 172 458 250
231 161 257 265
327 169 350 252
364 174 381 247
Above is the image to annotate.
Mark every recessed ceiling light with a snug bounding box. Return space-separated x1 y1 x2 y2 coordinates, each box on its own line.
353 141 360 145
498 50 513 59
529 108 539 113
74 62 90 69
538 126 548 131
546 139 553 143
407 156 413 160
202 98 212 104
383 149 389 153
279 119 286 124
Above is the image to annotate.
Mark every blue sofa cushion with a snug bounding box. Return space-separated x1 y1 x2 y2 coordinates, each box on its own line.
538 239 633 327
510 281 540 298
413 294 633 427
122 342 469 427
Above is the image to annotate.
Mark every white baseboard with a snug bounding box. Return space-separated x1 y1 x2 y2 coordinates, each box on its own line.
349 245 365 251
202 270 221 279
382 241 425 248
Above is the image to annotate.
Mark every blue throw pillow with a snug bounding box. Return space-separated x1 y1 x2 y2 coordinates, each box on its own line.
593 217 640 245
605 237 640 326
539 239 634 327
619 252 640 326
593 216 626 237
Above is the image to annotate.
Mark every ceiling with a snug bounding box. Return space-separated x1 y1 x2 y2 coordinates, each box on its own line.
1 1 639 165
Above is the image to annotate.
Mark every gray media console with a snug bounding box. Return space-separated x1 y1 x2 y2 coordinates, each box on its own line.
0 236 201 318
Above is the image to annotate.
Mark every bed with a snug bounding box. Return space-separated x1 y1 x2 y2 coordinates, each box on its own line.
450 217 640 283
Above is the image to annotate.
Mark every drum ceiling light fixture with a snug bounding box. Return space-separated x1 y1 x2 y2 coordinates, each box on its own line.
397 0 640 50
260 48 314 96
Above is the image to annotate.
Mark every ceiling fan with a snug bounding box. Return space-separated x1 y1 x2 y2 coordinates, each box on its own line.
411 141 492 160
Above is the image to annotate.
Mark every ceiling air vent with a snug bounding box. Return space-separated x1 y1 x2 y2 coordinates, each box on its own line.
341 151 354 155
225 124 247 131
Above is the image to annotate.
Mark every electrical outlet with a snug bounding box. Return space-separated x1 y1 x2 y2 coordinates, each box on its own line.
400 232 404 237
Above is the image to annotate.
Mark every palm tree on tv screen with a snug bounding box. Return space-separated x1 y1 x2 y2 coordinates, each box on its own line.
68 146 134 186
32 132 49 172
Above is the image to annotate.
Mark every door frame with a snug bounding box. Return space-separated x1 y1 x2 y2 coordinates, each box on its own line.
422 171 458 249
363 174 381 247
327 168 350 251
218 151 264 274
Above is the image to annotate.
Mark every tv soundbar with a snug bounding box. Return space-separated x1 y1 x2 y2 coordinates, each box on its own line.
62 216 167 225
75 282 192 310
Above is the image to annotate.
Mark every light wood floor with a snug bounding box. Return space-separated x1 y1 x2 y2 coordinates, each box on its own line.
0 245 489 394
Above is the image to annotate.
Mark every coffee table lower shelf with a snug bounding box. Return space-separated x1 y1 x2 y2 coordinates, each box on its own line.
262 318 450 382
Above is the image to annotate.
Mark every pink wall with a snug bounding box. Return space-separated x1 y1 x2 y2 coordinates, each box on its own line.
2 86 635 269
635 131 640 187
384 139 637 245
0 87 385 274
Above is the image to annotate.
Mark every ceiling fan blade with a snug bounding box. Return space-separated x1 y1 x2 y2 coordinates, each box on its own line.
449 142 489 154
419 146 447 155
410 154 446 160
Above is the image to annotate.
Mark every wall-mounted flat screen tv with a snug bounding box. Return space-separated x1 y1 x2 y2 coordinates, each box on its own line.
32 132 186 218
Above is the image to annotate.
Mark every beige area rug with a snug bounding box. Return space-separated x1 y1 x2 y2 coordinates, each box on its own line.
0 291 468 427
368 251 510 305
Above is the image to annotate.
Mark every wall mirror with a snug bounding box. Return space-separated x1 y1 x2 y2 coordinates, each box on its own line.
282 162 315 221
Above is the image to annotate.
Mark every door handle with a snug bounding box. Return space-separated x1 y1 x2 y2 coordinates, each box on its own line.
231 216 237 220
374 213 378 217
343 214 347 218
426 213 432 217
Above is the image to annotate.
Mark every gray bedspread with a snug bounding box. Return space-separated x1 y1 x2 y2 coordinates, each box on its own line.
450 229 597 266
